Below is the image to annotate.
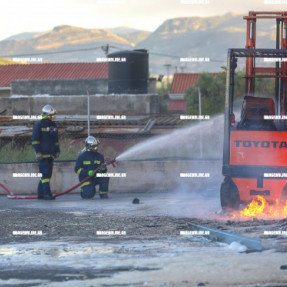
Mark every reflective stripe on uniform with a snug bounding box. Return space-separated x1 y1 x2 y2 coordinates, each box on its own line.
99 191 108 194
94 160 101 164
41 128 48 132
32 141 40 144
76 168 83 175
41 178 50 183
43 154 53 158
83 161 91 165
81 181 90 187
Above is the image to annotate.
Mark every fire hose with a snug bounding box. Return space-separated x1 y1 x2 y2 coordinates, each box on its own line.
0 158 117 199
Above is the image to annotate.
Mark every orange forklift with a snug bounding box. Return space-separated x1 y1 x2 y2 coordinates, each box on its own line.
221 11 287 210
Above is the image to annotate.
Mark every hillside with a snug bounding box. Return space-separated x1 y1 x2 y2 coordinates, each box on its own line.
0 14 277 73
136 13 276 73
0 25 134 62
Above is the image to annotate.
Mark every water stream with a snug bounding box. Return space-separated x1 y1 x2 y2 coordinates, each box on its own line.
116 114 224 161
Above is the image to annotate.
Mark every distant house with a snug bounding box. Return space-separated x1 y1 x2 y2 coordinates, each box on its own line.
168 73 217 113
0 62 108 97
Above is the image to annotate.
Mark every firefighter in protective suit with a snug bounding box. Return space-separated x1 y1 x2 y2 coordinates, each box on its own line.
32 105 60 200
75 136 109 199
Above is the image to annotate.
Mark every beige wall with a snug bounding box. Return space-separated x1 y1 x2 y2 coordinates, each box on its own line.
0 160 222 195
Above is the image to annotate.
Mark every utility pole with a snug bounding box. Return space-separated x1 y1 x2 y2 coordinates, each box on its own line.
87 90 91 136
198 87 203 158
164 64 172 90
180 66 186 73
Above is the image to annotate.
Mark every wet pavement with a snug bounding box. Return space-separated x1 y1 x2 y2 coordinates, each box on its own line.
0 191 287 286
0 190 220 217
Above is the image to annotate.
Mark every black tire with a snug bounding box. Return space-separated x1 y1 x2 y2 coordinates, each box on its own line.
220 177 240 212
65 126 84 133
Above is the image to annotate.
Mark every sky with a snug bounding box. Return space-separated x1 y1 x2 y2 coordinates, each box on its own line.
1 0 287 41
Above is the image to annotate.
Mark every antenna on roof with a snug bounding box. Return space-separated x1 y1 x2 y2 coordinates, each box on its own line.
101 44 110 56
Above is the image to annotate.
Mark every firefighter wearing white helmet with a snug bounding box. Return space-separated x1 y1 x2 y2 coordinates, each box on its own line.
41 104 56 120
75 136 109 199
31 104 60 200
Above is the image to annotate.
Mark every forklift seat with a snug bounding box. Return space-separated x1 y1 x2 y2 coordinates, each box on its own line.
238 96 276 130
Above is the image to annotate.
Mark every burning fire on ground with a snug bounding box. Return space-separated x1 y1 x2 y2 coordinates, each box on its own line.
232 196 287 219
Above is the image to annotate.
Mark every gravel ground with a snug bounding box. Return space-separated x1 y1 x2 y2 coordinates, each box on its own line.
0 193 287 286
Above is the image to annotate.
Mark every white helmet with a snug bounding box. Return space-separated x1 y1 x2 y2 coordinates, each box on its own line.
85 136 100 152
42 105 56 119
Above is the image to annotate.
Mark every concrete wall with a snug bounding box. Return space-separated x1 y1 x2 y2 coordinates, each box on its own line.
148 78 157 94
0 160 223 195
11 79 108 96
0 88 10 98
0 94 160 115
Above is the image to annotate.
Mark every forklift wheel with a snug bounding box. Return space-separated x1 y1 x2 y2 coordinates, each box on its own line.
220 177 240 212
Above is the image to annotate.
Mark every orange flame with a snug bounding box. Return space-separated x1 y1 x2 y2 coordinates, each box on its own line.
233 196 287 219
284 201 287 217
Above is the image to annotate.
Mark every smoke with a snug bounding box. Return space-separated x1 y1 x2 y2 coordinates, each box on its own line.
163 182 221 218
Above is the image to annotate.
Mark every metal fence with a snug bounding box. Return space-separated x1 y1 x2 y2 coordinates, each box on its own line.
0 113 223 164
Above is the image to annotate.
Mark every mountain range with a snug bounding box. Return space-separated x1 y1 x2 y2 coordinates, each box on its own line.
0 13 277 74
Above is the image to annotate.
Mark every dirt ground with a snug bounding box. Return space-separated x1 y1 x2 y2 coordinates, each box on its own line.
0 192 287 287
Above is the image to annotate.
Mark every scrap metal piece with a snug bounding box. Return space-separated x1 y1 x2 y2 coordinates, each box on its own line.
142 119 156 133
188 222 262 251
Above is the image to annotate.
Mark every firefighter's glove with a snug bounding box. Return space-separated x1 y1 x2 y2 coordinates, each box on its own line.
88 170 95 177
36 153 43 161
99 166 107 172
55 152 60 158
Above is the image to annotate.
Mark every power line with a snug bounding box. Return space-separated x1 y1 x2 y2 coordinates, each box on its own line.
0 45 226 63
0 46 120 58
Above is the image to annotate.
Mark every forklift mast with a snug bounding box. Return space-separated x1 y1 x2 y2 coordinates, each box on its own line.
244 11 287 114
221 11 287 210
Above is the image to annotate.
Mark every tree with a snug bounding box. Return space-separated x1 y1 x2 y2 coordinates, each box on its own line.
185 72 226 116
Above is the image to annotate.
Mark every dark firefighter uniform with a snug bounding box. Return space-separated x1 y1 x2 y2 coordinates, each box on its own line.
74 150 109 199
32 118 60 198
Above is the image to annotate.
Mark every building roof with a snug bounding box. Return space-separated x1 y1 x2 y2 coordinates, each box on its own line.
0 63 108 87
170 73 200 94
168 100 187 111
170 73 218 94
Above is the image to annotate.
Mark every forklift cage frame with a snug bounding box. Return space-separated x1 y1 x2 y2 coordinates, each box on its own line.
223 48 287 182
